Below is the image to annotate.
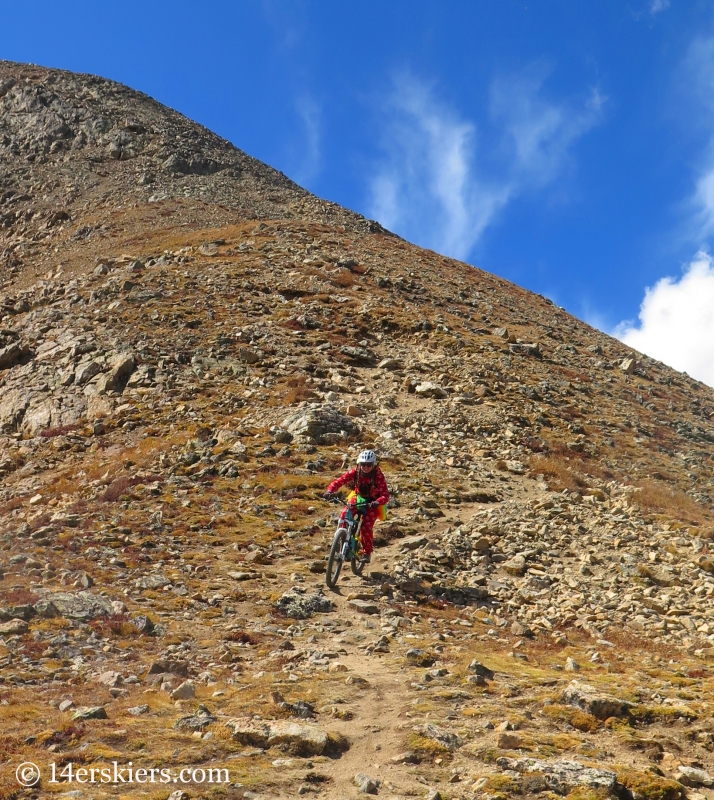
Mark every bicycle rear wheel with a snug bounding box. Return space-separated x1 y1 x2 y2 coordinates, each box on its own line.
326 528 347 588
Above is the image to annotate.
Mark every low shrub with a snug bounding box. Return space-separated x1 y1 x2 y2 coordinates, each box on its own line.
39 423 81 438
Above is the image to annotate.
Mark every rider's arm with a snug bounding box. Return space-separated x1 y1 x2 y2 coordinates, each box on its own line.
372 469 390 506
326 468 357 495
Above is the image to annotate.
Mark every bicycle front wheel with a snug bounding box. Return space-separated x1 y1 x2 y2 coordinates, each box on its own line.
326 529 346 588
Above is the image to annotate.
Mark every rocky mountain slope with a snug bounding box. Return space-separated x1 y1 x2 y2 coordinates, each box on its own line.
2 61 714 800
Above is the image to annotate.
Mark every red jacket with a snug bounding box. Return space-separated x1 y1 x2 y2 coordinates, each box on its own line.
327 466 390 506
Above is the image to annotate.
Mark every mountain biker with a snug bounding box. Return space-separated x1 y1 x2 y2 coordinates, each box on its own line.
323 449 389 564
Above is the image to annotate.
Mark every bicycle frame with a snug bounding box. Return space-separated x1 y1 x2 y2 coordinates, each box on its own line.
325 498 366 588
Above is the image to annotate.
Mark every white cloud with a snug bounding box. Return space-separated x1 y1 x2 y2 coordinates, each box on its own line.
650 0 670 15
614 251 714 385
368 71 603 261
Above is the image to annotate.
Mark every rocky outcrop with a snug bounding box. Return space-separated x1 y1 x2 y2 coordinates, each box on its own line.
225 718 349 756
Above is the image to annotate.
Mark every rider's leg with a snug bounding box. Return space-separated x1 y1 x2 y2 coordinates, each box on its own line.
360 507 379 556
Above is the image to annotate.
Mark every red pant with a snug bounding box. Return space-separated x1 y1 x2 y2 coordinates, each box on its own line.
339 505 379 555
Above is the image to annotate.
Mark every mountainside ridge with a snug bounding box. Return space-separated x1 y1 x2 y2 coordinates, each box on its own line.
1 61 714 800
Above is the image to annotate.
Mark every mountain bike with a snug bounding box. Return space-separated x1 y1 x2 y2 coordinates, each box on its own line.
325 498 366 589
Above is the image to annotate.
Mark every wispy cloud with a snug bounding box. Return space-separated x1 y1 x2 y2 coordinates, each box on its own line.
615 251 714 385
368 70 603 261
292 94 321 187
490 68 604 189
650 0 670 15
684 37 714 239
368 75 508 258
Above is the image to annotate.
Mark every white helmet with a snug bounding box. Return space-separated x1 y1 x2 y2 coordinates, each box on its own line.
357 449 377 465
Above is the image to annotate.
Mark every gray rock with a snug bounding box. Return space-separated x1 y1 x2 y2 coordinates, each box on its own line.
467 660 494 679
134 573 171 590
275 588 333 619
95 352 136 393
354 773 379 794
509 342 541 358
349 599 380 615
340 345 377 364
147 659 190 677
412 723 463 751
0 619 28 634
511 621 534 638
496 757 618 794
399 535 427 551
677 766 713 787
34 599 60 618
282 405 358 444
74 360 102 385
42 591 115 621
97 670 123 688
127 704 150 716
562 680 632 720
503 554 527 576
8 604 35 621
72 706 108 721
130 614 155 634
0 341 30 370
174 704 216 731
225 718 349 756
415 382 448 399
406 648 436 667
170 680 196 700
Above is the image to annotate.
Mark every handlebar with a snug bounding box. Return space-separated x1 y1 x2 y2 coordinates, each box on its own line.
324 495 369 513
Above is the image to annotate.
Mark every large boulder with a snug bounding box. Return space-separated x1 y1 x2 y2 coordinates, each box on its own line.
562 680 632 720
95 353 136 394
274 588 333 619
21 394 86 436
282 404 358 444
41 591 116 621
224 718 349 756
0 341 30 370
0 386 32 432
496 758 618 795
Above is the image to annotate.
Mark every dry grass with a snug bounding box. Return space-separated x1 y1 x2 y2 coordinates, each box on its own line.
87 615 141 638
272 375 318 406
633 480 707 524
529 454 588 493
542 703 600 733
2 588 40 605
329 269 355 288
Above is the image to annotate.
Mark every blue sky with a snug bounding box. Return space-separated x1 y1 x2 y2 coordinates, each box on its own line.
5 1 714 384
